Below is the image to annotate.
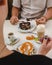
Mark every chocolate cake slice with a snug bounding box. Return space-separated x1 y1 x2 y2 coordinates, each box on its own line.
19 21 31 30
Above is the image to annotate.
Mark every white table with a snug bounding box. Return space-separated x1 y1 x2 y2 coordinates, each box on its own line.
3 20 52 53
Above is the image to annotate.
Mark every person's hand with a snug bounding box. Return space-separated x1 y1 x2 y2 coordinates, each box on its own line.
36 16 47 25
38 38 52 55
10 16 19 25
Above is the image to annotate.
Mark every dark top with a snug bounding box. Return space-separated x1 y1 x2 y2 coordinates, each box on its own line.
0 51 52 65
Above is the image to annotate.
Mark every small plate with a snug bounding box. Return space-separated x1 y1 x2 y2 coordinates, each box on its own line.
16 40 37 55
17 20 37 33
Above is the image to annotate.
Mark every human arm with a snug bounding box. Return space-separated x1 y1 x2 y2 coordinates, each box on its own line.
36 8 52 24
0 0 13 58
36 0 52 24
10 0 20 25
38 38 52 55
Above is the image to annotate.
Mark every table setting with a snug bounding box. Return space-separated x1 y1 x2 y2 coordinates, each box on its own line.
3 19 52 55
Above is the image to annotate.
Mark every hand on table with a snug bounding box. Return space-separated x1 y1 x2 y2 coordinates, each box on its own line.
10 16 19 25
36 16 47 25
38 38 52 55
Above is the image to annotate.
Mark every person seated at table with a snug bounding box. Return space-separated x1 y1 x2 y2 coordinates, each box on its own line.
0 0 52 64
10 0 52 25
0 0 52 57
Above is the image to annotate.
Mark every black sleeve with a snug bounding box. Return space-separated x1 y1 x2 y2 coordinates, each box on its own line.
0 51 52 65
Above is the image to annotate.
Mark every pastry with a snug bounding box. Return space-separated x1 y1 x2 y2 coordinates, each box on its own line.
19 42 34 55
26 35 35 40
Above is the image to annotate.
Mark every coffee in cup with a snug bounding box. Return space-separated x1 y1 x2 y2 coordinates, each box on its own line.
37 24 45 39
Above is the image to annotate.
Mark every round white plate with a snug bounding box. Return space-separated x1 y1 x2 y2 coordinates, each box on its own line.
17 20 37 33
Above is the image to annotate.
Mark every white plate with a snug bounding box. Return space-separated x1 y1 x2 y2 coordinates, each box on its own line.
6 39 41 52
17 20 37 33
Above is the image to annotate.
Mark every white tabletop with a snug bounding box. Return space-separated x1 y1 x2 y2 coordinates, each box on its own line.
3 20 52 53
